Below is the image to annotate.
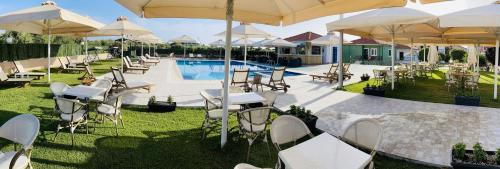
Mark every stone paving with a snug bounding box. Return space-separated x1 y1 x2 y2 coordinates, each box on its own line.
101 59 500 167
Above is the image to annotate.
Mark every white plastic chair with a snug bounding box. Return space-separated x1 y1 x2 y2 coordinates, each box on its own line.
234 163 271 169
258 91 278 107
53 97 88 146
237 107 273 161
341 118 383 169
0 114 40 169
50 82 71 98
270 115 313 169
96 91 125 136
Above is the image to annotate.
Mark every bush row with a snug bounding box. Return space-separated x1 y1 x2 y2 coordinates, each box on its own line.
0 44 85 61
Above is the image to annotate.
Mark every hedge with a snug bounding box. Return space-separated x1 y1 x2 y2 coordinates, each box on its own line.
0 44 85 61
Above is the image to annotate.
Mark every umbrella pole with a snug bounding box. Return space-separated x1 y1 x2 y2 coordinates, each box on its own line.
391 32 395 90
85 36 88 58
184 44 186 58
221 0 234 148
121 34 124 73
495 38 499 100
337 30 344 90
149 43 151 55
423 44 426 62
276 47 280 65
141 42 144 56
244 42 247 67
47 23 52 83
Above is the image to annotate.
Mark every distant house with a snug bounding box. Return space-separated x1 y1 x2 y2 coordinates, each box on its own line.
283 32 323 65
343 38 410 65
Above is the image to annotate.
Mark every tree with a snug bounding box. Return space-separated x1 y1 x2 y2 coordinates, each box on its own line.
485 47 496 65
450 49 467 62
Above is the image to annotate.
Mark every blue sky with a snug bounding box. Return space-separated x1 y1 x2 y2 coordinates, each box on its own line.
0 0 495 44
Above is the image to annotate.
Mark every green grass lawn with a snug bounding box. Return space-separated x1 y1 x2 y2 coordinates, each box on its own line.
0 59 435 169
346 69 500 108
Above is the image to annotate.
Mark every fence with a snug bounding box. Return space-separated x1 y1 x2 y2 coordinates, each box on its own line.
0 44 87 62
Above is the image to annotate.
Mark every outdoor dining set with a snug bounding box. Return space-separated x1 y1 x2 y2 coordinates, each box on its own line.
372 62 438 87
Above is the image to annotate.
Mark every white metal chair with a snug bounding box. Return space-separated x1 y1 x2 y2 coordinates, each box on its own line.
0 114 39 169
270 115 313 169
237 107 273 161
258 91 278 107
465 73 480 93
234 163 271 169
200 90 224 140
341 118 383 169
96 91 126 136
445 72 457 91
53 97 89 146
89 79 113 103
50 82 71 98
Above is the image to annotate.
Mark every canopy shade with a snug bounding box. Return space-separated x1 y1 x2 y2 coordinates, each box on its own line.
253 38 273 47
91 16 151 36
130 34 162 43
170 35 198 44
263 38 297 47
215 23 272 38
0 1 104 35
115 0 449 26
210 39 226 47
232 38 255 46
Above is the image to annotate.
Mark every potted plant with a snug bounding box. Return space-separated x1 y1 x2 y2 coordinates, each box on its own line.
286 105 318 133
147 95 177 112
363 84 385 97
451 142 500 169
360 73 370 81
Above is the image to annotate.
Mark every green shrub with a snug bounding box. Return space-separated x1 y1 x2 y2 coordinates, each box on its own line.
496 148 500 164
473 142 486 162
451 49 467 62
453 143 466 160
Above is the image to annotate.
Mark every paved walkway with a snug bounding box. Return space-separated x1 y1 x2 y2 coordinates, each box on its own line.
100 59 500 167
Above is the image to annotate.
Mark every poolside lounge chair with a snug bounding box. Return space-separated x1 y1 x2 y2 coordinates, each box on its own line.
263 67 290 93
197 54 203 58
0 114 39 169
111 67 154 93
65 56 86 68
189 53 195 58
12 61 46 79
145 53 160 60
139 56 160 66
310 64 338 84
79 65 96 81
0 67 33 87
125 56 145 68
231 68 250 91
123 58 149 74
343 63 353 79
58 58 85 73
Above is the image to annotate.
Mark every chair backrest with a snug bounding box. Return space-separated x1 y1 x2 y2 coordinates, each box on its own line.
140 56 147 61
0 67 9 82
200 90 220 110
169 53 174 57
327 65 338 76
58 58 68 69
105 91 125 111
123 58 133 69
13 61 26 73
270 67 286 82
270 115 312 150
342 118 382 155
65 56 73 64
259 91 278 106
0 114 39 150
54 97 86 115
343 63 350 72
85 65 94 77
232 68 249 84
237 107 272 133
50 82 70 97
111 67 127 87
189 53 194 57
91 79 113 98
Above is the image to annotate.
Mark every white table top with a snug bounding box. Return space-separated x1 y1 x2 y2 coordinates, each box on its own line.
204 89 266 105
63 85 107 99
279 133 371 169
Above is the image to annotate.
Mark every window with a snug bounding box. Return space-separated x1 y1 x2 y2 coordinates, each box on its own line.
311 46 322 55
370 48 378 56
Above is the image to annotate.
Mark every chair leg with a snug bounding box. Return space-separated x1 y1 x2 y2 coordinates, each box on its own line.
201 118 208 140
114 117 119 136
119 114 125 128
53 123 62 142
264 133 271 159
246 138 255 161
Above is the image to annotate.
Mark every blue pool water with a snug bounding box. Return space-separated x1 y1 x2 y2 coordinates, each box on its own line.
176 60 302 80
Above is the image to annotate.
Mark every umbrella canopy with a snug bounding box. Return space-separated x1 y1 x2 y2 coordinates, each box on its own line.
327 7 439 90
209 39 225 47
114 0 449 148
215 23 272 38
439 2 500 99
232 38 255 46
0 1 104 82
428 45 439 64
253 38 273 47
311 32 341 45
467 45 477 66
170 35 198 44
263 38 297 47
115 0 448 26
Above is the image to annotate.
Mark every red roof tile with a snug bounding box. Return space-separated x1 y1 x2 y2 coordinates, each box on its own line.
284 32 322 42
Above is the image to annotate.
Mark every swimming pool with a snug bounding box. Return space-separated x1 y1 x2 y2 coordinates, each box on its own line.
176 60 303 80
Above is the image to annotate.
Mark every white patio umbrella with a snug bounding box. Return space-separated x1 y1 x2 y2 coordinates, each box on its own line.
311 32 341 64
92 16 151 72
263 38 297 65
170 35 197 58
467 45 478 72
428 45 439 64
327 7 439 90
232 38 255 64
439 1 500 99
0 1 104 82
130 34 160 56
216 23 271 66
115 0 449 147
210 39 226 58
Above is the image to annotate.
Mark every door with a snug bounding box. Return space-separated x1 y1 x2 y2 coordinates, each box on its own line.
399 52 404 60
363 48 369 60
332 47 338 63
